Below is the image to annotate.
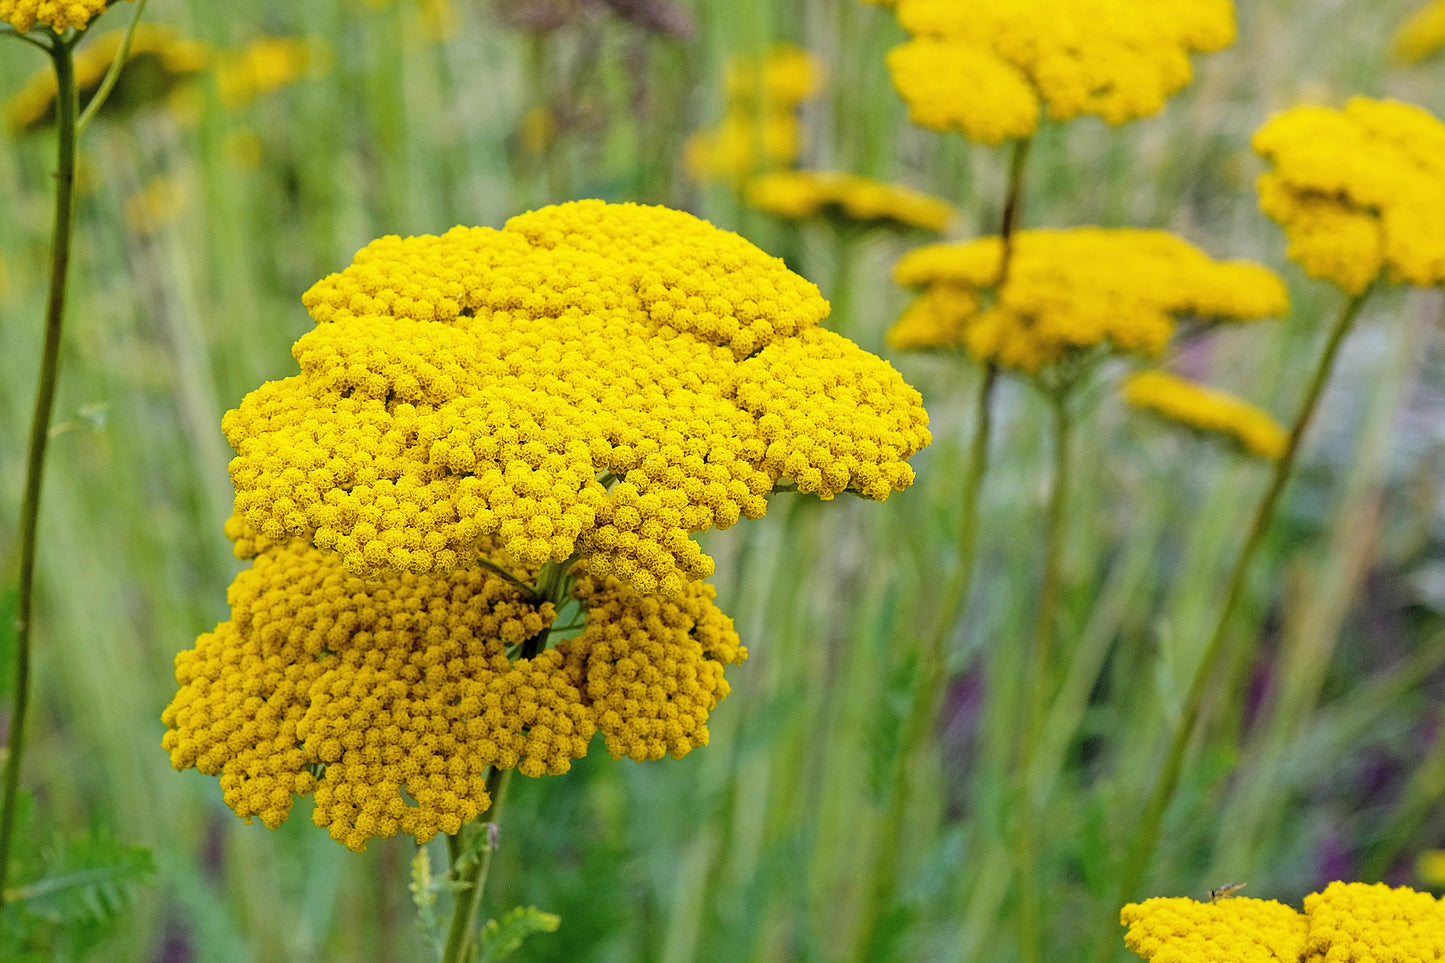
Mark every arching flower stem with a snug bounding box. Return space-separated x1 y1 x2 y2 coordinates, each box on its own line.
438 554 575 962
1096 286 1375 963
851 134 1031 962
0 4 150 906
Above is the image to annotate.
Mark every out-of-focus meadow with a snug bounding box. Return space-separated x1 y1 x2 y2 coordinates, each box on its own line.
2 0 1445 959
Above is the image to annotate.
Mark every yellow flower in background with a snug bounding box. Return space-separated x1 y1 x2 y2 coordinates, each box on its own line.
162 536 746 852
5 22 209 133
1395 0 1445 63
884 284 978 352
745 170 955 233
1123 882 1445 962
0 0 128 33
1419 850 1445 888
884 0 1235 141
1253 97 1445 295
214 36 331 109
123 174 189 236
1123 370 1287 460
685 44 824 185
225 200 930 597
888 228 1287 373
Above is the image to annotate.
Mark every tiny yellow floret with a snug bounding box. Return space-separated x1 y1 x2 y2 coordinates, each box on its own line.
1123 370 1288 460
745 170 955 232
1253 97 1445 294
888 228 1288 373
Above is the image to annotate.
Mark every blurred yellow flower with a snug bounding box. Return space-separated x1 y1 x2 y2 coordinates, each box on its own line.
1254 96 1445 295
226 200 930 595
723 44 826 110
1122 882 1445 962
1419 850 1445 888
885 0 1236 141
0 0 128 33
1123 370 1287 460
745 170 955 232
1395 0 1445 63
889 228 1287 373
123 175 189 236
214 36 330 109
5 22 209 133
223 128 264 169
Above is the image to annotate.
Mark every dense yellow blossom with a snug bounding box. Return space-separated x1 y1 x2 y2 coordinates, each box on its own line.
884 285 977 352
163 537 747 851
1123 883 1445 962
745 170 955 232
5 22 208 132
889 228 1287 372
685 44 822 185
225 200 929 595
0 0 127 33
885 0 1235 140
1395 0 1445 63
214 36 330 108
1253 97 1445 294
1123 370 1287 460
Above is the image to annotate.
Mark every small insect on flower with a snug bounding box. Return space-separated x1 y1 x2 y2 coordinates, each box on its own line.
1209 882 1247 902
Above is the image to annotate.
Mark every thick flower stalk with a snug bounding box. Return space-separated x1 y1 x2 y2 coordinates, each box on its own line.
165 199 930 854
884 0 1236 143
1122 882 1445 962
745 170 955 233
1253 97 1445 295
1123 370 1288 461
887 228 1289 373
4 21 206 132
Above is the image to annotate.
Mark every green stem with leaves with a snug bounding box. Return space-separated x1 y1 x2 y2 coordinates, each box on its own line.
1095 287 1373 962
0 29 81 910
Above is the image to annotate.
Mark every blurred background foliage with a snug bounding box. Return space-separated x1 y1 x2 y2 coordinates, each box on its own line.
1 0 1444 959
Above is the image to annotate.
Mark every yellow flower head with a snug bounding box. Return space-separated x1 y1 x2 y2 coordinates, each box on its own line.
214 36 331 109
684 109 803 185
123 174 189 236
889 228 1288 373
1253 97 1445 295
685 44 823 185
1122 883 1445 962
5 22 209 133
225 200 930 596
745 170 955 233
1123 370 1287 460
0 0 128 33
1394 0 1445 63
162 537 745 851
886 0 1236 141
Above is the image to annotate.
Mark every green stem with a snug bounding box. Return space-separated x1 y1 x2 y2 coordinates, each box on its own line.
1095 287 1373 962
850 134 1031 962
0 31 80 911
1014 386 1072 963
76 0 150 135
440 765 514 963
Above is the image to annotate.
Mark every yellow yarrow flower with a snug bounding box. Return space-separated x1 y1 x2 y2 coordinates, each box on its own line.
1122 882 1445 962
162 537 745 852
685 44 823 185
1419 850 1445 888
1395 0 1445 63
225 200 930 596
888 228 1287 373
5 22 209 133
0 0 128 33
1123 370 1287 460
214 36 330 109
1253 97 1445 295
123 174 188 236
745 170 955 233
885 0 1235 141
